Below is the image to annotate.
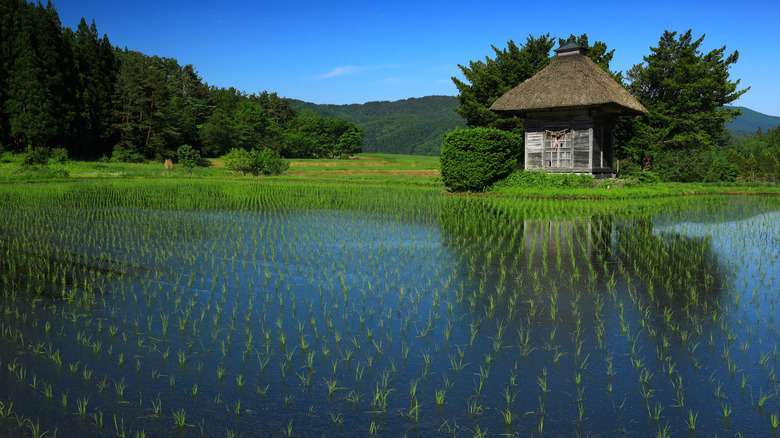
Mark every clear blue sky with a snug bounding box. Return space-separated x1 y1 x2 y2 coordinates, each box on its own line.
55 0 780 116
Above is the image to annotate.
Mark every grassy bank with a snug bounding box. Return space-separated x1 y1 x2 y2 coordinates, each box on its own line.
2 151 780 197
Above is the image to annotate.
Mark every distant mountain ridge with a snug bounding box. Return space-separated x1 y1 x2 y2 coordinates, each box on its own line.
290 97 778 155
289 96 466 155
726 106 780 138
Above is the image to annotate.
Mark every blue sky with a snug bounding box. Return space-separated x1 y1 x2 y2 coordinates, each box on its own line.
55 0 780 116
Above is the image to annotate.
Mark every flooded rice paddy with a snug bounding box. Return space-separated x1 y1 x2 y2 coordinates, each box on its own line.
0 181 779 437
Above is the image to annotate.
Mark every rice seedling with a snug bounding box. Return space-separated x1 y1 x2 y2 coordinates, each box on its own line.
1 180 778 436
435 388 446 408
76 397 88 417
721 403 731 420
686 410 698 431
172 408 189 429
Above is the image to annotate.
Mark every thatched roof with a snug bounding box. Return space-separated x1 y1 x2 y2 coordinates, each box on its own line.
490 44 647 116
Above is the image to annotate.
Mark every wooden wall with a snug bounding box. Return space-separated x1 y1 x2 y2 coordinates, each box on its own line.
523 111 616 176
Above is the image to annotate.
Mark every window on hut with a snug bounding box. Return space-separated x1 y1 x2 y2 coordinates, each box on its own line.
543 129 572 168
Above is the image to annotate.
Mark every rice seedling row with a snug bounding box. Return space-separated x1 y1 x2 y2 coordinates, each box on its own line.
0 181 779 436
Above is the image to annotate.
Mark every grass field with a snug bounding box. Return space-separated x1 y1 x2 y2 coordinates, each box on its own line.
2 151 780 198
0 153 443 185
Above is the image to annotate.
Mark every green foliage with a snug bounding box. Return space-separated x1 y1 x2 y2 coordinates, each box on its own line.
112 51 182 161
64 17 117 158
223 148 289 176
705 159 739 183
2 0 75 150
176 144 200 174
290 96 466 155
22 147 52 169
652 149 711 182
452 35 555 134
620 171 661 184
257 148 290 175
199 110 236 156
284 114 363 158
622 30 748 170
49 147 69 165
492 169 595 189
440 127 521 192
110 148 146 163
223 148 252 175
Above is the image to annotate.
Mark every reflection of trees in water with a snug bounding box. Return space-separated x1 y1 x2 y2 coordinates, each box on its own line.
521 215 612 287
440 197 724 316
616 217 723 316
440 197 615 295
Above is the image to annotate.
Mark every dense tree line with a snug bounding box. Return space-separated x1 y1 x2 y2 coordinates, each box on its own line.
651 126 780 183
0 0 361 161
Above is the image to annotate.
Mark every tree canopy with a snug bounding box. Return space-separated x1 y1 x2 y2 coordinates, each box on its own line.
452 34 617 135
0 0 361 161
621 30 748 170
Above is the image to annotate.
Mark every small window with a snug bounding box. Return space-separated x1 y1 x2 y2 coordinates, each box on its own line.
543 129 572 168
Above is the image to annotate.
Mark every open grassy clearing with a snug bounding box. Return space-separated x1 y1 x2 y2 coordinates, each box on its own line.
0 153 443 185
3 151 780 197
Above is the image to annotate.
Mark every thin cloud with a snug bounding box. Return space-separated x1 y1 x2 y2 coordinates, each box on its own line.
319 66 359 79
318 64 406 79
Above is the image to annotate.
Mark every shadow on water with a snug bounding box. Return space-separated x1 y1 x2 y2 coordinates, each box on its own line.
616 216 724 317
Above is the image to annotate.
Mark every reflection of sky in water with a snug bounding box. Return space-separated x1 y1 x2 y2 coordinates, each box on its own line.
654 207 780 332
655 209 780 289
7 195 780 437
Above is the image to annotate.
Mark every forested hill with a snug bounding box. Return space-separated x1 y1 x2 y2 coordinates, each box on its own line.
289 96 467 155
291 97 778 155
727 106 780 139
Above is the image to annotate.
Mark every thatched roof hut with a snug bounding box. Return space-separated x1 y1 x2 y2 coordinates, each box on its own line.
490 40 646 177
491 41 646 116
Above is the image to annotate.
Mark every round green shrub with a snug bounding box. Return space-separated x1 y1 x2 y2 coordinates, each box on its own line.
440 127 521 192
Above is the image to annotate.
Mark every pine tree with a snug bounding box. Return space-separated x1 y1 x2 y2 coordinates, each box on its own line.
112 50 175 160
452 35 555 134
3 0 75 150
66 17 117 157
621 30 748 170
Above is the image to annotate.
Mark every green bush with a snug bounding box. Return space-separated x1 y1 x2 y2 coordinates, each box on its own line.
22 146 52 168
0 150 14 163
492 170 595 189
111 148 146 163
176 144 201 174
223 148 289 176
652 149 708 182
621 171 661 184
257 148 290 175
440 127 521 192
705 159 740 182
49 147 69 164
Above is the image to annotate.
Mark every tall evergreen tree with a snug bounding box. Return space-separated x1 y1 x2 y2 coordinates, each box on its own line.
112 50 176 160
621 30 748 170
167 63 208 151
3 0 75 150
65 17 117 157
255 91 297 129
452 35 555 134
